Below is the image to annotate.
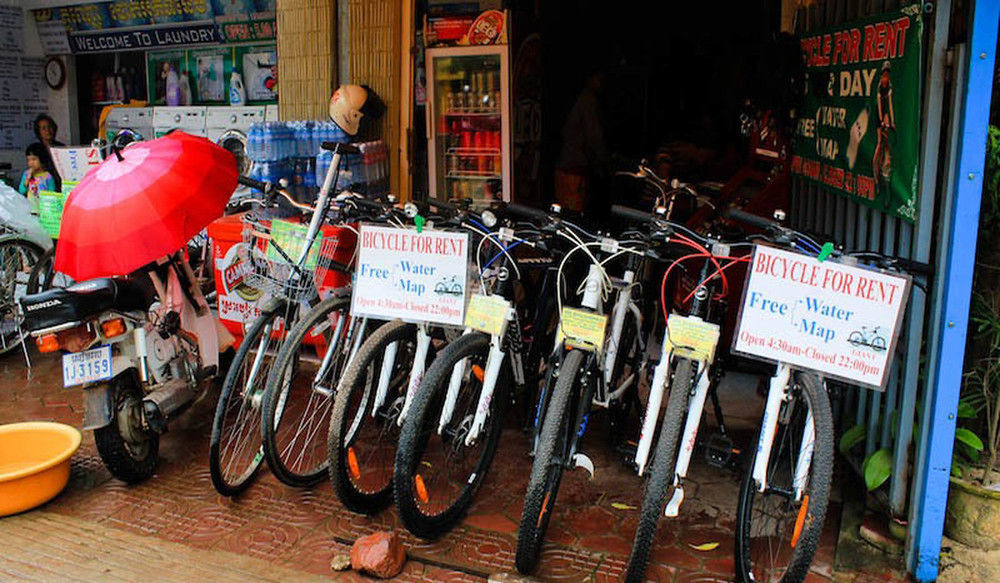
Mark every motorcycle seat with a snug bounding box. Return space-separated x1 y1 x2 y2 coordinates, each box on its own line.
20 277 155 333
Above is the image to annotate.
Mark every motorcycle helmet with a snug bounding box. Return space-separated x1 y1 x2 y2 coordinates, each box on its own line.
329 84 385 136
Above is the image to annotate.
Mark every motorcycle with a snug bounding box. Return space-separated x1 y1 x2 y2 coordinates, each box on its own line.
19 253 219 483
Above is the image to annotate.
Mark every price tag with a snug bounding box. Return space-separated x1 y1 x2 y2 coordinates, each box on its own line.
666 314 720 362
465 294 510 336
557 307 608 353
267 220 323 270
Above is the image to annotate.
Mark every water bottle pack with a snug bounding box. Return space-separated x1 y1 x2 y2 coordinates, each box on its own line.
247 121 382 195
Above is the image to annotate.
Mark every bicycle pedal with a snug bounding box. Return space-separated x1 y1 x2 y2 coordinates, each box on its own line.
704 432 736 469
572 453 595 480
614 441 639 472
664 485 684 517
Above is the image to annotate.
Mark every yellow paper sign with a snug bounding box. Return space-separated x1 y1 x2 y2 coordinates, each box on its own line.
558 307 608 353
666 314 720 362
465 294 510 336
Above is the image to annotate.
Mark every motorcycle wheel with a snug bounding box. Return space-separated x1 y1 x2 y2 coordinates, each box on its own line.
94 369 159 484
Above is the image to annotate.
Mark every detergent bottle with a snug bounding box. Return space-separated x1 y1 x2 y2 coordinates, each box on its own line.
229 71 246 106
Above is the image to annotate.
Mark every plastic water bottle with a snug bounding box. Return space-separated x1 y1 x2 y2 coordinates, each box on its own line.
315 150 332 187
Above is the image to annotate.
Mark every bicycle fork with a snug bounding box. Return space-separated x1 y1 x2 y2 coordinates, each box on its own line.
752 363 815 501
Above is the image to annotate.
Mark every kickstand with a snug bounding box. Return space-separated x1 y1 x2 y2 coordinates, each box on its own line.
19 329 31 373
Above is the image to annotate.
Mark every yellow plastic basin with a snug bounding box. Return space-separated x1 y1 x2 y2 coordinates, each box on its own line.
0 422 81 516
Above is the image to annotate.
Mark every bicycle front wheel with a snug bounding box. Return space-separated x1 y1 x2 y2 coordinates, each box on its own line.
328 320 418 514
262 295 358 487
734 371 833 583
516 349 586 575
395 332 509 539
209 300 288 496
0 238 43 354
624 357 695 583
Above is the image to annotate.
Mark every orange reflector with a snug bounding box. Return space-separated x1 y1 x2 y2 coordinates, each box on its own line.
791 494 810 548
347 447 361 481
101 318 127 338
537 491 552 529
472 365 485 383
414 474 429 504
36 334 59 353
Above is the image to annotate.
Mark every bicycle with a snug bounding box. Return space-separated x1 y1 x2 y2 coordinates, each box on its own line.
327 201 501 514
512 206 651 574
392 204 567 539
727 208 925 583
209 140 362 495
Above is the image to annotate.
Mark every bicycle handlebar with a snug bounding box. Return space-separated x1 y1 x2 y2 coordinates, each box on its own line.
237 175 272 195
611 204 657 224
321 141 361 155
506 203 549 221
725 208 780 231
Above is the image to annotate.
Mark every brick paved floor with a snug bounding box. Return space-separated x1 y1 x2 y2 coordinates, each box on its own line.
0 352 905 582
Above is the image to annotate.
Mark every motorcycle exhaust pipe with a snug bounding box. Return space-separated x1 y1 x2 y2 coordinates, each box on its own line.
142 379 197 433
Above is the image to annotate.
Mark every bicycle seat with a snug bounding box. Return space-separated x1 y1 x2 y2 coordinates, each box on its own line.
21 276 155 333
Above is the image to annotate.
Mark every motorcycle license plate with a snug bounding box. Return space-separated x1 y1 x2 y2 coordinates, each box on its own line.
62 346 112 387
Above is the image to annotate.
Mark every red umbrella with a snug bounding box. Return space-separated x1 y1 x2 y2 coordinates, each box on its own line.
54 132 238 281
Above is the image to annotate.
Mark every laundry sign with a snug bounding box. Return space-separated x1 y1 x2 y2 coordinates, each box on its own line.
350 225 469 326
732 245 910 389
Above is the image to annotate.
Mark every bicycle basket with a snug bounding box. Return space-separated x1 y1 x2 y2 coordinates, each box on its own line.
240 214 347 302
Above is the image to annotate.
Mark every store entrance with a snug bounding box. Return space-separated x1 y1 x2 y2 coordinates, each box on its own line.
536 0 788 213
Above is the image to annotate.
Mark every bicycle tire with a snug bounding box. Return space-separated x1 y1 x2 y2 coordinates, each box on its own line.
262 294 352 487
624 357 695 583
328 320 417 514
394 332 509 539
734 371 833 583
0 238 43 355
209 300 286 496
26 246 54 295
516 349 585 574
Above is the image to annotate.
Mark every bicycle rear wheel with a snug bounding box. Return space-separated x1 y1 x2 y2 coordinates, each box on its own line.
394 332 509 539
262 295 360 487
516 349 585 574
328 320 418 514
209 300 287 496
734 371 833 583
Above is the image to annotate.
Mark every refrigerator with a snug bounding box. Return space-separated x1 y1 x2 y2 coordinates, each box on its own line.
426 45 510 207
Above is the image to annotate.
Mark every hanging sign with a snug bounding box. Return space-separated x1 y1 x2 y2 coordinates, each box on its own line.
791 4 923 222
69 23 222 54
350 225 469 326
732 245 911 390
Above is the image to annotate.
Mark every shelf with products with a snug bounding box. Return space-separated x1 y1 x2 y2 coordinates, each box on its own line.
444 110 501 117
446 173 502 180
447 147 501 156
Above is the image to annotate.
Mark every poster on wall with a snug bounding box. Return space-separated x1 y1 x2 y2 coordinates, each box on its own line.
146 50 190 105
191 47 232 102
791 4 923 222
237 45 277 102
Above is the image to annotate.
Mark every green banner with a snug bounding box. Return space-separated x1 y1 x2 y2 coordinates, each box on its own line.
792 4 923 222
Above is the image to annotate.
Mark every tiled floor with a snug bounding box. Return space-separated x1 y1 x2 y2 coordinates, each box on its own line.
0 352 902 582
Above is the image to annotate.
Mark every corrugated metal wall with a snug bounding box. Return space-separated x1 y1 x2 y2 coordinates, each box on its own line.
789 0 952 518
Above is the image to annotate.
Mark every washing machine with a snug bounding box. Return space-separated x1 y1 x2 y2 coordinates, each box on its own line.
206 106 264 178
153 106 207 138
104 107 154 144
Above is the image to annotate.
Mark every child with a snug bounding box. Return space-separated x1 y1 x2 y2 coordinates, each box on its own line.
19 143 57 214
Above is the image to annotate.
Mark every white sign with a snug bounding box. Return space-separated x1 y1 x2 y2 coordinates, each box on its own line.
50 147 101 182
351 225 469 326
36 21 72 55
732 245 911 389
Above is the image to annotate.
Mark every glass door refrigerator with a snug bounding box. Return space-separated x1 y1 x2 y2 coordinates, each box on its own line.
425 45 510 207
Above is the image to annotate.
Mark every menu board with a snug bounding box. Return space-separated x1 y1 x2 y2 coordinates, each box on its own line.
0 8 46 151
